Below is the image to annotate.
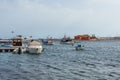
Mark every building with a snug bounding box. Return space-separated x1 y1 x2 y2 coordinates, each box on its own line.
74 35 91 40
74 34 97 40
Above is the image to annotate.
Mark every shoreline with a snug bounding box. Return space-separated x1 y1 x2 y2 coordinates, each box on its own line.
1 37 120 43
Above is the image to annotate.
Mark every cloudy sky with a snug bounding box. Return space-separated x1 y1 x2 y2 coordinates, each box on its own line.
0 0 120 38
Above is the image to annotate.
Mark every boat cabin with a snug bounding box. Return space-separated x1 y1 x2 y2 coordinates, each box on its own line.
12 37 22 47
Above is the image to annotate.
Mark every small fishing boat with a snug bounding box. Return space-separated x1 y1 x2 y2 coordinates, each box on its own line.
27 40 43 54
60 37 74 45
42 39 53 45
75 44 84 50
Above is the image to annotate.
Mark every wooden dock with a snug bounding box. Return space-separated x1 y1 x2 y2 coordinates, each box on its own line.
0 48 14 52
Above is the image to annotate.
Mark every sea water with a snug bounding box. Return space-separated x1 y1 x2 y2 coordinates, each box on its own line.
0 40 120 80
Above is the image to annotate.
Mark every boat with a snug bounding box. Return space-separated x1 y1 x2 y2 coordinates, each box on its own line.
12 36 43 54
13 47 27 54
27 40 43 54
75 44 84 50
60 36 74 45
12 36 27 54
42 39 53 45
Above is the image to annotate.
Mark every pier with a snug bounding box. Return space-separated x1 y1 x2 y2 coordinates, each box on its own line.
0 37 23 53
0 48 14 53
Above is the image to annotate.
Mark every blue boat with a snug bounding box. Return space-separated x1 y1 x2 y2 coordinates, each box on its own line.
75 44 84 50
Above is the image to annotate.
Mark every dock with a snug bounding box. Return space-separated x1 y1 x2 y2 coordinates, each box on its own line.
0 48 14 53
0 37 23 53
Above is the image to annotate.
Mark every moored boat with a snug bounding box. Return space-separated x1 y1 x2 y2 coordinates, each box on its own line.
42 39 53 45
27 40 43 54
60 36 74 45
13 47 27 54
12 36 27 54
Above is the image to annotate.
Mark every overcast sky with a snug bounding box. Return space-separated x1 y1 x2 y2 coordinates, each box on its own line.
0 0 120 38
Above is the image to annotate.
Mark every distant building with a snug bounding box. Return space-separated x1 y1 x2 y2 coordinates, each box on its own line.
74 34 97 40
74 35 91 40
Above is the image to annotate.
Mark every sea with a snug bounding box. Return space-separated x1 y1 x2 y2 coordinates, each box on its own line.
0 40 120 80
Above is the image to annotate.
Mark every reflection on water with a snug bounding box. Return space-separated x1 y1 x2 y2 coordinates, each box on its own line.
0 40 120 80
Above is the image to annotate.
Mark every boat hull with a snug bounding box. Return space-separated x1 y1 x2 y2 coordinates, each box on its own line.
75 45 84 51
28 46 43 54
60 41 74 45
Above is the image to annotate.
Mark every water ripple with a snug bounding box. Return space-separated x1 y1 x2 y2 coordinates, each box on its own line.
0 40 120 80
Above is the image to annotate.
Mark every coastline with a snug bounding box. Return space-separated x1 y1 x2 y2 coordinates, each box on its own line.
1 37 120 43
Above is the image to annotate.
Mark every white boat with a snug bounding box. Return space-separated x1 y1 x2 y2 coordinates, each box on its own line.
13 47 27 54
27 41 43 54
60 35 74 45
42 39 54 45
12 36 26 54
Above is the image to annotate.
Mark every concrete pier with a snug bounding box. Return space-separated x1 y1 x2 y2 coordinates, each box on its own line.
0 48 14 53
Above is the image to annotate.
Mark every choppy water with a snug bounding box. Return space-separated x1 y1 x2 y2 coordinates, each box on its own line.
0 40 120 80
